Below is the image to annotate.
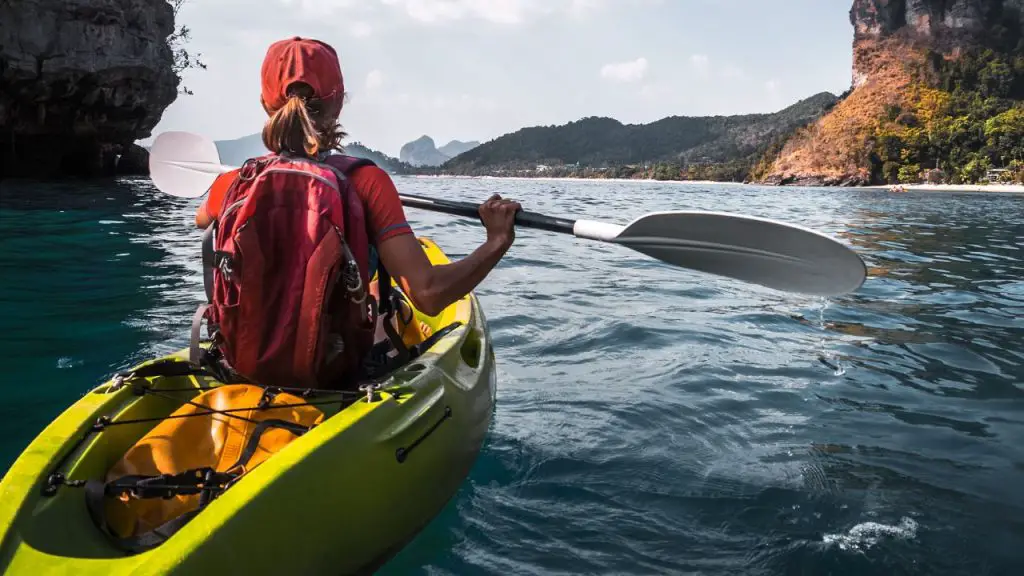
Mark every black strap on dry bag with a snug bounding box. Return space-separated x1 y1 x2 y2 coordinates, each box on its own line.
84 418 311 555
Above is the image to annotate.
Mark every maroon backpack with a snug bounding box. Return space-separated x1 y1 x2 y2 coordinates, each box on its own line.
190 152 380 390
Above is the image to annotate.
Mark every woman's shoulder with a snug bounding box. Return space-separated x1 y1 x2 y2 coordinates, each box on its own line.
344 160 396 193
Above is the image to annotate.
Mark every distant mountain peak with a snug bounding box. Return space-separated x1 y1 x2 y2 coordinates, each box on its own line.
438 139 481 158
414 134 434 142
400 134 480 167
213 133 410 174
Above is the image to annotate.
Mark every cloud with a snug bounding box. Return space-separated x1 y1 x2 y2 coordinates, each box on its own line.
350 21 374 37
377 0 617 25
567 0 603 17
721 64 744 80
689 54 710 76
766 78 781 93
366 69 385 90
600 57 649 83
380 91 498 111
383 0 537 24
638 82 670 100
276 0 358 17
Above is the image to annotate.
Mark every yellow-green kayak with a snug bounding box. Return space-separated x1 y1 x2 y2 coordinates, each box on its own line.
0 237 497 575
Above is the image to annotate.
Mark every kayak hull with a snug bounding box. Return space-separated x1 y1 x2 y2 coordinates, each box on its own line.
0 237 497 575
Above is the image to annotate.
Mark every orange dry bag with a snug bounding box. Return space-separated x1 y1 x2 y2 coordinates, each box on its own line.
85 384 324 552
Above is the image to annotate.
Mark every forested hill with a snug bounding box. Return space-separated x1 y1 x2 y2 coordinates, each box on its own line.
442 92 839 174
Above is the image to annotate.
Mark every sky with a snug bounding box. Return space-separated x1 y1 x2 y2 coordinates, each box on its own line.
151 0 855 157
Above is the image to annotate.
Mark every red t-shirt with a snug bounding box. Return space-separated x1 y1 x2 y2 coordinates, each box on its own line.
199 164 412 245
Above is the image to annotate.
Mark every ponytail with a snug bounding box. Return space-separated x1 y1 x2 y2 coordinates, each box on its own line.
262 94 322 156
261 84 347 157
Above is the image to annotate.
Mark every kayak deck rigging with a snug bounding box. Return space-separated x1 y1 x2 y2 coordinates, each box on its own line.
0 237 498 575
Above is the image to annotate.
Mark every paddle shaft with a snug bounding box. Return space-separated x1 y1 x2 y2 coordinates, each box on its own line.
398 192 576 235
147 130 868 296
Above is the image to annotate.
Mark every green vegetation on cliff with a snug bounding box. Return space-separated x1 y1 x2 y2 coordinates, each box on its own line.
869 41 1024 185
170 0 206 96
769 1 1024 186
345 142 417 174
440 92 839 181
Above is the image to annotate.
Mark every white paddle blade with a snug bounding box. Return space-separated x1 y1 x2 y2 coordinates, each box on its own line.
614 211 866 297
149 131 235 198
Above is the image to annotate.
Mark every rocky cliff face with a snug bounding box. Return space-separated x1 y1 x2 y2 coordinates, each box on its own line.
399 135 451 167
850 0 1024 84
764 0 1024 186
0 0 179 178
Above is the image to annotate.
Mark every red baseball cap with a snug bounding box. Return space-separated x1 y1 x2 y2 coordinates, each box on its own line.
260 36 344 115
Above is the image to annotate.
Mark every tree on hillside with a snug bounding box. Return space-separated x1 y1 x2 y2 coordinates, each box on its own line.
168 0 207 96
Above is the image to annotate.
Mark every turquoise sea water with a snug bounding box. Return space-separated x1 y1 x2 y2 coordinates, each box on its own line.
1 177 1023 575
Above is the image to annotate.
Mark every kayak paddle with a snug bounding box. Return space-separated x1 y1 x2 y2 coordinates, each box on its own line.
148 131 867 297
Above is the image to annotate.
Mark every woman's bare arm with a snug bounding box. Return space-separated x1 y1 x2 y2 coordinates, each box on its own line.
195 204 213 229
375 194 519 316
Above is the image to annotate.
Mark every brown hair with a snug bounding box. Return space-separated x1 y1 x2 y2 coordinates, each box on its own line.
261 82 347 157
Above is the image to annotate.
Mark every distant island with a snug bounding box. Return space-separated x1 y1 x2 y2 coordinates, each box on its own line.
435 92 838 183
399 135 480 167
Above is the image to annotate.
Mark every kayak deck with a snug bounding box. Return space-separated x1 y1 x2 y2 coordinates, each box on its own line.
0 237 497 575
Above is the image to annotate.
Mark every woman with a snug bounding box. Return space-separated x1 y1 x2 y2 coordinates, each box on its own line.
195 36 519 318
193 37 519 386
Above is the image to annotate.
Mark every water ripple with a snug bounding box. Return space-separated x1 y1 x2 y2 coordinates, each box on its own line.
2 178 1023 575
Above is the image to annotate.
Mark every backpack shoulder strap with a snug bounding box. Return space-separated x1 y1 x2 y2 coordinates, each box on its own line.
319 154 412 367
322 154 377 178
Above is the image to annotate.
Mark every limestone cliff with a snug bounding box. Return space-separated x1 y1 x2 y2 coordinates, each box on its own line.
400 135 451 167
0 0 179 178
764 0 1024 186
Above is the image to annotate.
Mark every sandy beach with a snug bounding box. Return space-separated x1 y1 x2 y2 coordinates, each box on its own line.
407 174 1024 194
405 174 750 186
865 183 1024 194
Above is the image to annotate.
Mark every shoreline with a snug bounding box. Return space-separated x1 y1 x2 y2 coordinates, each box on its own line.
402 174 750 186
401 174 1024 194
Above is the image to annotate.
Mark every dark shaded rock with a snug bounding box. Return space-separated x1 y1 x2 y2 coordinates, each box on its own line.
839 175 870 186
850 0 1023 41
115 142 149 175
0 0 179 178
924 168 946 183
851 0 1024 84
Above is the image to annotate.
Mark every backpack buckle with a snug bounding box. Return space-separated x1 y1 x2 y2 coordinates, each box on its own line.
239 157 271 181
214 252 234 281
342 260 360 291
